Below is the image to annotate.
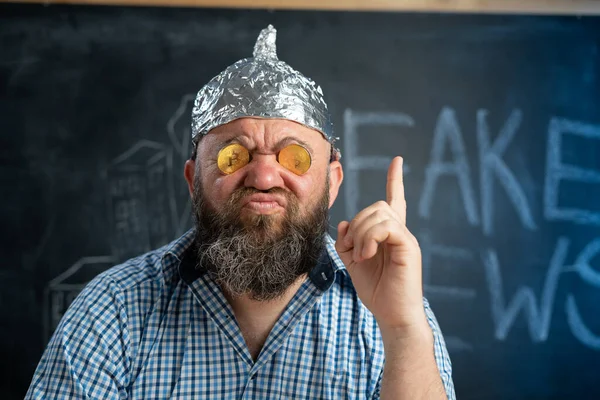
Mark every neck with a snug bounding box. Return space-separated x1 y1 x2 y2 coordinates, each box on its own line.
222 275 307 360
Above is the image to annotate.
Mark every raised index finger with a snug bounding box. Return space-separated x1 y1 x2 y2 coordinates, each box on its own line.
386 156 406 223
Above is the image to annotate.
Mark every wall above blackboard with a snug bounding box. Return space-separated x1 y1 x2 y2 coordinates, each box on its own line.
7 0 600 15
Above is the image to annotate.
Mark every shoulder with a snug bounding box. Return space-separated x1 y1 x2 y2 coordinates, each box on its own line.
93 245 166 293
63 230 195 328
93 229 194 293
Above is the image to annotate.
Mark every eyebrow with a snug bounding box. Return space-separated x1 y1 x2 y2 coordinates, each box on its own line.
219 135 315 155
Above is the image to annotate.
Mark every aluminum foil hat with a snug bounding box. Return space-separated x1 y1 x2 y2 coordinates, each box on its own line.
191 25 338 157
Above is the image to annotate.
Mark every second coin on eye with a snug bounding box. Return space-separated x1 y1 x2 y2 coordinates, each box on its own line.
278 144 311 175
217 143 250 174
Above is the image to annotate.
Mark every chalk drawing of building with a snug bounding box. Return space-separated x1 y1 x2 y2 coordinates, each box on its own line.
106 140 177 261
43 256 115 342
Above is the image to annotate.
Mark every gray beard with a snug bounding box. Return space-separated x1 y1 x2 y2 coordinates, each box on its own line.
192 178 329 301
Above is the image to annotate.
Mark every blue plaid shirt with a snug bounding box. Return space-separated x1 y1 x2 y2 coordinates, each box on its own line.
27 230 455 399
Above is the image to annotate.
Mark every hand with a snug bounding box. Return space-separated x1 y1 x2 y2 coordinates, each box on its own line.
335 156 427 333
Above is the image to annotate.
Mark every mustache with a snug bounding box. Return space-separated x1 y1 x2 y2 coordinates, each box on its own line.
194 184 299 237
227 187 292 207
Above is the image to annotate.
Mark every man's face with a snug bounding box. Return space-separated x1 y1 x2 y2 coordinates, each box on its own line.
194 118 337 228
184 118 343 301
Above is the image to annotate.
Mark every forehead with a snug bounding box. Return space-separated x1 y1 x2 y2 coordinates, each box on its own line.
201 117 327 148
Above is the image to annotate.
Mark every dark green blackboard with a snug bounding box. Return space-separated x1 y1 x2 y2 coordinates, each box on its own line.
2 4 600 398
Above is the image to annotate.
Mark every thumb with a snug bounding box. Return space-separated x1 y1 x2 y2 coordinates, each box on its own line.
335 220 352 254
335 220 359 273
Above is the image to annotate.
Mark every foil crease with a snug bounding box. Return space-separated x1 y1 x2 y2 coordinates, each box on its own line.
191 25 337 154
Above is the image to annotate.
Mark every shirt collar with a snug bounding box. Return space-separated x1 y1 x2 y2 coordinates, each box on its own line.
161 228 196 285
172 230 346 293
323 233 348 275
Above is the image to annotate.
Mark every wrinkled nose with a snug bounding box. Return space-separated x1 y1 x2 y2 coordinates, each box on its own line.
243 155 285 191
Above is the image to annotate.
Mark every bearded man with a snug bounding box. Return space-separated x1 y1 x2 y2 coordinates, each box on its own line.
27 25 455 399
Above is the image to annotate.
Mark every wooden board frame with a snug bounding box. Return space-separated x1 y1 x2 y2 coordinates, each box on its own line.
4 0 600 15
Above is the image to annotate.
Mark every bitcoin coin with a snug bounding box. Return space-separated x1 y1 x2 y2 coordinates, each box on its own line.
217 143 250 174
278 144 311 175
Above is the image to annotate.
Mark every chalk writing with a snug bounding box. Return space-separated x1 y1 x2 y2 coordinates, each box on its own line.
565 237 600 350
444 336 474 353
483 238 569 342
574 237 600 288
342 107 600 350
477 109 537 236
566 295 600 350
419 107 479 226
420 231 477 300
419 232 476 353
544 118 600 225
343 109 414 219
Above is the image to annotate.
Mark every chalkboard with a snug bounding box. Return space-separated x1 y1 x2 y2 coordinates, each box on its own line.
2 4 600 399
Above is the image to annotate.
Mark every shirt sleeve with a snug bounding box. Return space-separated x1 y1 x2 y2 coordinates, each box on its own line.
25 275 130 399
371 297 456 400
424 297 456 400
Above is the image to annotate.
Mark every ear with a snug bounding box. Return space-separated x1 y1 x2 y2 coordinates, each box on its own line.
184 159 196 197
327 160 343 208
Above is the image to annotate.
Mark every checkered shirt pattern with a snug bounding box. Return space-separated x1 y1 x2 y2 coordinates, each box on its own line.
26 229 455 399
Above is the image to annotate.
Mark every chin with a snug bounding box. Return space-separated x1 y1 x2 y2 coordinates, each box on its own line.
240 213 287 238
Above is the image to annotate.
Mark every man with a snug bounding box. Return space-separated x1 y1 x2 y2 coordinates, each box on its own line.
27 25 455 399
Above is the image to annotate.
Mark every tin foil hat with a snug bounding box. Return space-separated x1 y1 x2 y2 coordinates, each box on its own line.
191 25 338 155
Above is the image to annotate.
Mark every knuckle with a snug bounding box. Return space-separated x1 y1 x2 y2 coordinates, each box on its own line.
373 209 388 220
375 200 388 209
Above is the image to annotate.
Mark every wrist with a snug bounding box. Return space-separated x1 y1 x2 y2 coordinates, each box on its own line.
378 312 432 347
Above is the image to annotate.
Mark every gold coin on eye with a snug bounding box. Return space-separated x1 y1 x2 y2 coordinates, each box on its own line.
278 144 311 175
217 143 250 174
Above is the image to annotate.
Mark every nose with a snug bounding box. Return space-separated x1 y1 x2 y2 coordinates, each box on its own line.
243 154 285 191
